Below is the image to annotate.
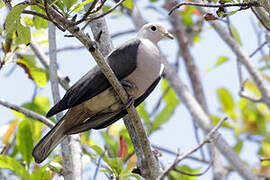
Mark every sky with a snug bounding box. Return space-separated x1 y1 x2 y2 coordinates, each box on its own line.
0 1 266 179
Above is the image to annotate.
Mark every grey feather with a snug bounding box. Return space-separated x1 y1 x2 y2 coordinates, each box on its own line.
47 39 141 117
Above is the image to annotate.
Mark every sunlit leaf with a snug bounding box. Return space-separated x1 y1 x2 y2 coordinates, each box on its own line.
101 132 119 157
0 155 30 180
233 138 243 154
211 115 231 128
5 4 28 38
63 0 77 13
17 57 49 87
126 154 137 171
207 56 228 72
169 165 200 180
217 88 236 120
30 166 51 180
244 80 261 98
23 17 34 26
181 6 195 26
72 0 93 12
123 0 134 9
152 105 175 131
31 6 49 29
137 102 150 125
162 79 180 107
17 119 34 167
17 21 31 44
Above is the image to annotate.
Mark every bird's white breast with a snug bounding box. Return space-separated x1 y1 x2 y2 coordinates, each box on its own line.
124 38 162 98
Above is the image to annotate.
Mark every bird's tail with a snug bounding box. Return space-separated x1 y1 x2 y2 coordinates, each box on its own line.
32 116 67 163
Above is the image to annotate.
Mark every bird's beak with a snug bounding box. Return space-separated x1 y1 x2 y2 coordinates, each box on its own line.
164 32 174 39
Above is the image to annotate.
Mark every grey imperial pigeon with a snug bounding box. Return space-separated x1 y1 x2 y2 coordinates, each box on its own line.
32 22 174 163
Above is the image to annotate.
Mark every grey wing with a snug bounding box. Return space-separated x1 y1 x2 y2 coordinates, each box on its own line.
46 38 141 117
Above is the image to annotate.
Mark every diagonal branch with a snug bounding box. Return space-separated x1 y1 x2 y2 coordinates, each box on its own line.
157 117 227 180
44 3 162 179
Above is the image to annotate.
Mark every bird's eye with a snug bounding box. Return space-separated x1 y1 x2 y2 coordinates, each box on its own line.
151 26 157 31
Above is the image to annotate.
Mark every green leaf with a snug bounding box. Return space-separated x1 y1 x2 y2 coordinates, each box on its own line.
123 0 134 9
162 79 180 107
207 56 228 72
106 158 123 175
63 0 77 13
17 21 31 44
244 80 261 98
72 0 93 12
233 138 243 154
169 165 200 180
31 6 49 29
17 57 49 87
217 88 236 120
17 119 34 167
101 132 119 157
30 166 51 180
230 25 242 46
91 145 123 175
34 96 51 113
152 105 175 131
5 4 28 37
211 115 231 128
181 6 195 26
137 102 150 125
0 155 30 180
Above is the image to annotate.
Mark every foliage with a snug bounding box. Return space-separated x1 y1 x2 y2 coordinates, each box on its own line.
0 0 269 179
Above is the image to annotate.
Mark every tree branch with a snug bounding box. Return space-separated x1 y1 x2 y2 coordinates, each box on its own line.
44 4 162 179
29 41 71 90
157 117 227 180
168 1 259 15
48 22 82 180
0 98 54 128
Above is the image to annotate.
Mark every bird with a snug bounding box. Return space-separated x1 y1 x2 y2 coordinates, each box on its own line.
32 22 174 163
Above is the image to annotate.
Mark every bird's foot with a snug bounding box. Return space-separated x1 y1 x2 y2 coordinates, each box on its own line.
124 96 135 109
121 80 137 90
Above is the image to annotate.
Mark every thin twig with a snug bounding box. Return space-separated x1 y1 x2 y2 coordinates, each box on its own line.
111 29 136 39
0 98 54 128
239 91 262 102
250 41 268 57
83 0 126 28
157 117 227 180
93 151 106 180
260 157 270 161
168 1 260 15
22 10 50 20
74 0 99 25
172 153 214 177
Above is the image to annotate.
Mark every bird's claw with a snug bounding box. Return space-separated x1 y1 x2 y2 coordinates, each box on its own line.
124 96 135 109
121 80 137 90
